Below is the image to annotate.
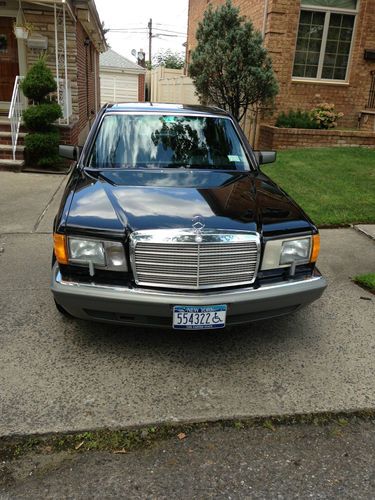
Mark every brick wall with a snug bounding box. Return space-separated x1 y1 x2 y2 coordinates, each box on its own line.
258 125 375 149
76 21 98 135
138 74 145 102
187 0 375 130
263 0 375 128
187 0 265 64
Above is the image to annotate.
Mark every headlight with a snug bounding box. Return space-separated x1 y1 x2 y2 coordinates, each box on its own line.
261 236 317 270
53 234 127 274
69 238 105 265
280 238 310 265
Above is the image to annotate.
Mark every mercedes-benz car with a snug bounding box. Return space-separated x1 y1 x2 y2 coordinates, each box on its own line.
51 103 326 330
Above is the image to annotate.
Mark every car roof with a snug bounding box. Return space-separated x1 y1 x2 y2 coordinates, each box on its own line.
105 102 230 116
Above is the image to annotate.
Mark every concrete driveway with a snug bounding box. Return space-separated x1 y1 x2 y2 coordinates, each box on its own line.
0 172 374 437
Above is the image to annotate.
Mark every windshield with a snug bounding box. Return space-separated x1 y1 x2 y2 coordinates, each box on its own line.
87 113 251 170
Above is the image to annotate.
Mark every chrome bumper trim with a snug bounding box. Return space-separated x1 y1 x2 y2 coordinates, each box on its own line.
51 263 326 302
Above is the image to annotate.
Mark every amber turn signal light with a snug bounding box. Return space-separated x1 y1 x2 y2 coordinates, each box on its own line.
53 233 68 265
310 234 320 263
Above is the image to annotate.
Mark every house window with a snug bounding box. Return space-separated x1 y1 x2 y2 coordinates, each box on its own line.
293 0 358 81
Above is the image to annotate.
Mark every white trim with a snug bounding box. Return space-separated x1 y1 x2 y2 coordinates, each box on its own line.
291 77 350 85
317 11 331 79
54 3 60 106
100 66 146 75
63 3 69 125
27 0 76 21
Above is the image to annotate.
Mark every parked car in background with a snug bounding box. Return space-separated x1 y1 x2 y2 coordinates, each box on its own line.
51 103 326 330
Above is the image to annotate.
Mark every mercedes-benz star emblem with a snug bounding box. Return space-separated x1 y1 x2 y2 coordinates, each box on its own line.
192 216 205 243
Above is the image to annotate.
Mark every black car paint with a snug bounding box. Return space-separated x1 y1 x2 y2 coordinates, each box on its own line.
54 104 318 282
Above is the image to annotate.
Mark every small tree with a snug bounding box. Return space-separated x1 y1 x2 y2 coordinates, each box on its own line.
189 0 278 122
21 56 62 168
154 49 185 69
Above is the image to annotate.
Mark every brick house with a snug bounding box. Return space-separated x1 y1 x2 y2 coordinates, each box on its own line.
0 0 107 169
186 0 375 145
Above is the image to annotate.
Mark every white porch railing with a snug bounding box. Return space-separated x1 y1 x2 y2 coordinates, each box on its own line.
7 76 73 161
8 76 26 161
57 78 72 124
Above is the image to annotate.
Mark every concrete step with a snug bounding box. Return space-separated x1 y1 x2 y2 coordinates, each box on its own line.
0 131 26 145
0 144 24 160
0 118 10 132
0 158 24 172
0 118 26 133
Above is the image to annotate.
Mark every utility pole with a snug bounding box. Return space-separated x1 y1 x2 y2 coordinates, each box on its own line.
148 18 152 67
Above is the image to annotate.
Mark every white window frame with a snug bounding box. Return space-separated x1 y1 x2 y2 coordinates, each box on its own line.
292 0 360 83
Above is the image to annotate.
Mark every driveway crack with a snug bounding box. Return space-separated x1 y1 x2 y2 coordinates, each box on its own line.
33 177 66 233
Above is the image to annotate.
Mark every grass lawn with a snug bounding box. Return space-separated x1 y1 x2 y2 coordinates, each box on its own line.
353 273 375 294
262 147 375 226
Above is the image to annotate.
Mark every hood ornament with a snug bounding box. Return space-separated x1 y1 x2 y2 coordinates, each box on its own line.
192 216 205 243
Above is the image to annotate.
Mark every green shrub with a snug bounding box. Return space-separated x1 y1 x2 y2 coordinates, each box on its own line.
24 130 60 167
23 102 62 131
21 56 63 168
311 103 344 129
275 110 318 129
20 57 56 102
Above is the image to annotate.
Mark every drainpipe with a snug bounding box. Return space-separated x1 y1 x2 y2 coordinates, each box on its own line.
84 37 90 120
262 0 269 39
258 0 270 148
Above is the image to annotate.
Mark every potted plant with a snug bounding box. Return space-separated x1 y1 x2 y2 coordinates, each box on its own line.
13 2 33 40
13 21 33 40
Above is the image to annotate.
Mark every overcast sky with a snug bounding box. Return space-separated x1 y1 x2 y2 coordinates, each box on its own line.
94 0 189 63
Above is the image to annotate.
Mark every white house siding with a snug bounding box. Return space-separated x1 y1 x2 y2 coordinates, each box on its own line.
100 71 138 105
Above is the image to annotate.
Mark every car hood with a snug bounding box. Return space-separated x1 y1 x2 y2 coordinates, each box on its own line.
65 169 313 237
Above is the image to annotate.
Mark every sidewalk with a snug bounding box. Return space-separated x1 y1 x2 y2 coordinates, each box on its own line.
0 171 67 234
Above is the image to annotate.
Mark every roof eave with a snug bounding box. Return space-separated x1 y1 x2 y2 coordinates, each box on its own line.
100 65 146 74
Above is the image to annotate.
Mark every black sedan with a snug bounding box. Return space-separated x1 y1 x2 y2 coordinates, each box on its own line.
51 103 326 330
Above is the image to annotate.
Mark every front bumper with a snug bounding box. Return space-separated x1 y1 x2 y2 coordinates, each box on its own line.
51 263 327 328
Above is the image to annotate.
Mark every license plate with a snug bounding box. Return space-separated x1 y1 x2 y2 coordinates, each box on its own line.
173 305 227 330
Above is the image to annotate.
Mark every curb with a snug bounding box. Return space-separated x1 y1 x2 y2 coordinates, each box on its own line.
1 408 375 455
353 225 375 241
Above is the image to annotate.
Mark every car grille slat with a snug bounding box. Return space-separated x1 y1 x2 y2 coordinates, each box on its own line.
132 231 260 290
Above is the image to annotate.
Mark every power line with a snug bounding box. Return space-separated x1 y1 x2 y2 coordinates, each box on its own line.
153 28 187 35
108 29 148 32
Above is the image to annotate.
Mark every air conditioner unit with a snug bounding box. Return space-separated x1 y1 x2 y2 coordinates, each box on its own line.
26 33 48 50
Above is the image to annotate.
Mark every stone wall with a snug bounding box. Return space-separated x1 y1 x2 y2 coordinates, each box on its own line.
258 125 375 150
24 5 101 145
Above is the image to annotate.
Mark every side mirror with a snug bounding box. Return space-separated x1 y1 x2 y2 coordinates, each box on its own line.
59 145 81 161
255 150 277 165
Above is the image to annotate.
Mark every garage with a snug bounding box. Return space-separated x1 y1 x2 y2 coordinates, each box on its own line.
99 49 145 105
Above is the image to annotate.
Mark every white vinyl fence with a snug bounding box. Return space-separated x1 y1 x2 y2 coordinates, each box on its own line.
149 66 199 105
148 66 259 146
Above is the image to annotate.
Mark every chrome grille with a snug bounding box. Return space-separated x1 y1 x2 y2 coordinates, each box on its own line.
130 229 260 290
